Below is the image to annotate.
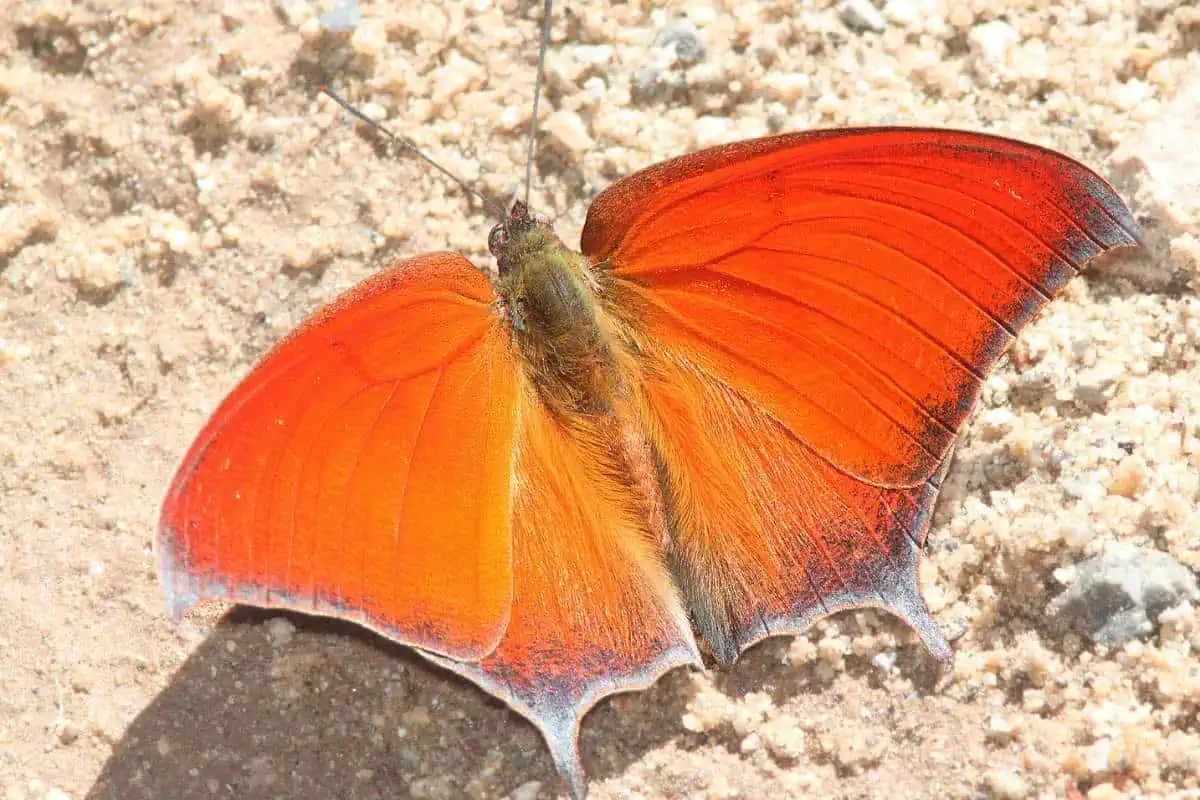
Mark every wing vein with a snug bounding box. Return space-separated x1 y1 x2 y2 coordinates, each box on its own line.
642 289 945 465
655 273 959 440
798 180 1054 300
627 213 1022 341
714 243 991 382
811 157 1105 261
389 365 444 622
621 178 1061 305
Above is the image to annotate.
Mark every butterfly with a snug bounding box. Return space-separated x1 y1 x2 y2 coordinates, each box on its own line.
155 108 1139 800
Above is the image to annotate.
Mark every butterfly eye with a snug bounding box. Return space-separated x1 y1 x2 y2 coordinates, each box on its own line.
488 224 509 255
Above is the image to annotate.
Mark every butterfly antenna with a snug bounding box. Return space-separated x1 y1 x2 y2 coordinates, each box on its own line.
320 85 507 220
520 0 553 211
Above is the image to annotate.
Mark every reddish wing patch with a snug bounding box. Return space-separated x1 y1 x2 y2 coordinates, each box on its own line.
157 253 519 660
586 128 1139 488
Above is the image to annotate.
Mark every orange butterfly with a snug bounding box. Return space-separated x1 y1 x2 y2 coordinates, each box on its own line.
156 41 1139 800
157 126 1137 796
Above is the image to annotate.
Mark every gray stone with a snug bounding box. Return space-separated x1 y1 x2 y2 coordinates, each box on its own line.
1047 544 1199 648
839 0 888 33
658 18 706 67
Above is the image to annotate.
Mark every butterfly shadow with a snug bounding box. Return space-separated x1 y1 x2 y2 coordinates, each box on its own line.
84 607 700 800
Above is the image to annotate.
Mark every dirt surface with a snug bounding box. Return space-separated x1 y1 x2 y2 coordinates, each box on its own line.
3 1 1199 799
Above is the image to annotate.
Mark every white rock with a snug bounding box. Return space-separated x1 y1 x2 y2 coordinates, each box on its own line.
265 616 295 648
542 109 594 155
1085 737 1113 776
569 44 614 68
429 53 485 109
349 19 387 59
658 18 706 66
978 407 1018 442
693 115 734 149
986 714 1018 745
882 0 921 28
985 769 1029 800
969 20 1019 71
765 72 812 103
1047 544 1200 648
510 780 543 800
870 650 897 671
70 252 124 294
1111 66 1200 235
319 0 360 33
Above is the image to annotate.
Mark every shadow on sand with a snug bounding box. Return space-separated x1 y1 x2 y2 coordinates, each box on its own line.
86 607 699 800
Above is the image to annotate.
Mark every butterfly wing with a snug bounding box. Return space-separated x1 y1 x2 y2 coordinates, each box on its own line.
583 129 1138 660
158 250 700 796
585 128 1140 488
157 252 520 660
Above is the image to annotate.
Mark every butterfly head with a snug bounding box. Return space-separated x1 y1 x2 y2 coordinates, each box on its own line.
489 200 553 277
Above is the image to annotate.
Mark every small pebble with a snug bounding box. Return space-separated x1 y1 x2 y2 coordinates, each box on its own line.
882 0 920 28
1111 66 1200 235
1086 783 1124 800
657 18 706 66
265 616 296 648
969 20 1019 73
870 650 897 671
827 732 885 774
510 780 543 800
57 722 80 746
985 768 1029 800
986 714 1018 746
68 252 124 295
319 0 361 33
1048 544 1200 648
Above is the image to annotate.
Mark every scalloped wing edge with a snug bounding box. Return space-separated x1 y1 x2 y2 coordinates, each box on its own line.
732 454 954 663
419 641 703 800
156 529 519 662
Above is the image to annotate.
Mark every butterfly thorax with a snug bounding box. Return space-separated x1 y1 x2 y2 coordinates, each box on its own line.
491 204 625 422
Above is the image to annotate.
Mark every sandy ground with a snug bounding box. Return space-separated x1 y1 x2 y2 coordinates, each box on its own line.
3 1 1199 798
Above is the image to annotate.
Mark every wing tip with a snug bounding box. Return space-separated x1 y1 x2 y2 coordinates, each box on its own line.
880 572 953 665
1057 156 1143 254
538 713 588 800
732 576 953 668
